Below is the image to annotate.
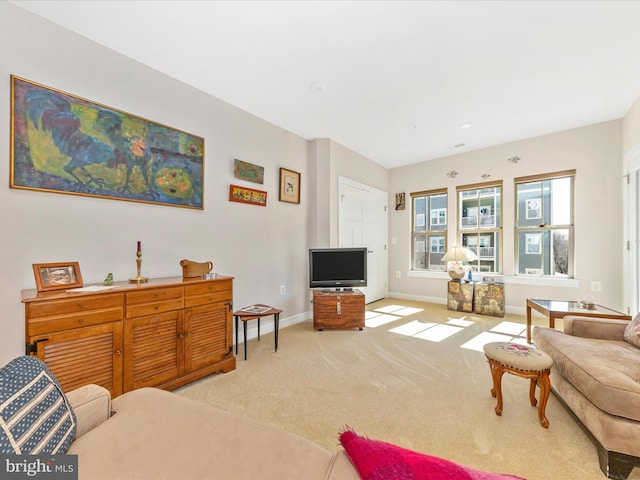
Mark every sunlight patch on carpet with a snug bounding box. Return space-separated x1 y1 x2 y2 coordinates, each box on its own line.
366 313 400 328
389 320 436 336
491 321 526 336
389 321 463 342
374 305 406 313
374 305 423 316
447 317 475 327
460 331 518 352
392 307 424 316
414 324 463 342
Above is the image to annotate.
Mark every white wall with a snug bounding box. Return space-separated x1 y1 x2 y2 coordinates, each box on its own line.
308 138 389 248
623 95 640 156
0 3 311 364
1 3 635 367
388 120 626 313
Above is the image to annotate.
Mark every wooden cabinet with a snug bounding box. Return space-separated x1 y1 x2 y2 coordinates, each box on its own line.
22 276 235 397
313 289 365 330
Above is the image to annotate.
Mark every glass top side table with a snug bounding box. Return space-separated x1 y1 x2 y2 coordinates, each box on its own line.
526 299 630 343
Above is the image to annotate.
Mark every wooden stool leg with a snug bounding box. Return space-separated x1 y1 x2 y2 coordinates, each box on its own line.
529 378 538 407
488 359 504 416
537 370 551 428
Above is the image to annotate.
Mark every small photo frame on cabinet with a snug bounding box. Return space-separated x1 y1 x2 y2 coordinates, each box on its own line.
279 168 300 204
33 262 83 292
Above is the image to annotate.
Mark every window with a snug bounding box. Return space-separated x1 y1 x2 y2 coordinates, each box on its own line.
457 181 502 273
515 170 574 277
431 208 446 226
525 233 542 254
411 189 447 271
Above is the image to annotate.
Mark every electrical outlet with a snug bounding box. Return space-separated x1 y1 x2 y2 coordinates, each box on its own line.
395 271 401 278
280 285 286 295
590 281 601 292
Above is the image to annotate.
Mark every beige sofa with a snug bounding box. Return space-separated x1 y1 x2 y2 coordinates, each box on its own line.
532 316 640 480
67 384 359 479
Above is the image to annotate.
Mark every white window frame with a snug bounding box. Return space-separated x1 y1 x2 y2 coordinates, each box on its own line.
525 233 542 254
515 170 575 278
411 189 447 271
431 208 446 226
457 181 502 274
526 198 542 220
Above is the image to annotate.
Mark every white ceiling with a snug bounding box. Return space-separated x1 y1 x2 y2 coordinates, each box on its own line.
11 0 640 169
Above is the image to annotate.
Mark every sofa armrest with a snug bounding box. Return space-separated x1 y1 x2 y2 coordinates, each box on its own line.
65 384 111 439
563 315 628 340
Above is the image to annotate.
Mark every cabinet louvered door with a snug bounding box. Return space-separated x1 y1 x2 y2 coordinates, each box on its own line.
32 322 123 398
124 310 184 392
184 302 231 373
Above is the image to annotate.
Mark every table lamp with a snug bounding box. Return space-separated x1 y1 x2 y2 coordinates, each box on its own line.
442 246 477 281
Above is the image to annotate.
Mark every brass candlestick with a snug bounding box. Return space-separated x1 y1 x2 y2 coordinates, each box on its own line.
129 250 148 283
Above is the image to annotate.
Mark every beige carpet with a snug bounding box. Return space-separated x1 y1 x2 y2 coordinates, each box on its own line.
176 298 639 480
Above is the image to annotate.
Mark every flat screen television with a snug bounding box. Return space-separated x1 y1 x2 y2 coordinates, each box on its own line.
309 247 367 290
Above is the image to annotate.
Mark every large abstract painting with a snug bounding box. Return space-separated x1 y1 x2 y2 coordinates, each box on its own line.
10 76 204 209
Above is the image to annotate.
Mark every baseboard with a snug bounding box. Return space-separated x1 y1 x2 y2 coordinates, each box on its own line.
385 291 525 316
384 292 445 305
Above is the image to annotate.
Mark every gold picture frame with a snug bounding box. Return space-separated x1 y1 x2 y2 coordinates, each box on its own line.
33 262 83 292
11 76 204 209
279 168 300 204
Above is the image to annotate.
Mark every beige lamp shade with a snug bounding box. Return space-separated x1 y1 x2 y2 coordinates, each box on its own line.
442 246 477 281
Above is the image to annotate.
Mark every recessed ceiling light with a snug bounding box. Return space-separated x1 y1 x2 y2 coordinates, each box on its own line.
310 82 326 94
460 122 472 129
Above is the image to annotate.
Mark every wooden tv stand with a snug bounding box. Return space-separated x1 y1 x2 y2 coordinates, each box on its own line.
313 289 365 331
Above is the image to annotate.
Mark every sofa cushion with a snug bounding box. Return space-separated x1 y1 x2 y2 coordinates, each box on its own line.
0 356 77 454
339 428 525 480
68 387 358 480
623 313 640 348
533 326 640 422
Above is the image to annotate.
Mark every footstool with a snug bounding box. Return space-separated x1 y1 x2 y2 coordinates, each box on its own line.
483 342 553 428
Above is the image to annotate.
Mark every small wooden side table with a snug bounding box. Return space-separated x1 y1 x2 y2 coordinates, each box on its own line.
233 305 282 360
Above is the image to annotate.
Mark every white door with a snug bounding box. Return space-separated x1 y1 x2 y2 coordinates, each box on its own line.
338 177 388 303
624 145 640 316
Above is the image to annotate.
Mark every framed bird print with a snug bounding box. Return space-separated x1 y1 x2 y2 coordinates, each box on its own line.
10 75 204 209
279 168 300 204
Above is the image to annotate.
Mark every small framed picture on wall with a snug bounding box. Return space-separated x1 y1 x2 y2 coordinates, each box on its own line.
279 168 301 204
